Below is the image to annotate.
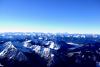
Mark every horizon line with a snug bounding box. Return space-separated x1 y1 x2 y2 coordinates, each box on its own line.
0 31 99 35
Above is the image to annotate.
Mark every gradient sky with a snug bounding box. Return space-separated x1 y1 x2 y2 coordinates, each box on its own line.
0 0 100 33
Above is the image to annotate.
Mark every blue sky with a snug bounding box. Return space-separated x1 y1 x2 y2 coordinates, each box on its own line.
0 0 100 33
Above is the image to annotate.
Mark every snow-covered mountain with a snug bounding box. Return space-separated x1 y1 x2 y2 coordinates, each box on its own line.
0 41 27 61
0 32 99 67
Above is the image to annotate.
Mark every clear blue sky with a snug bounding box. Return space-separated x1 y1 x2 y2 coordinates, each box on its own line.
0 0 100 33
